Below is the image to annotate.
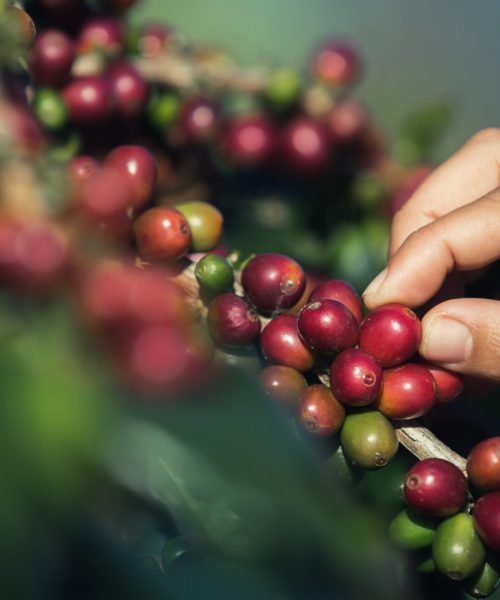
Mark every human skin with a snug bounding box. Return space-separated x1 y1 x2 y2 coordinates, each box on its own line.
363 128 500 381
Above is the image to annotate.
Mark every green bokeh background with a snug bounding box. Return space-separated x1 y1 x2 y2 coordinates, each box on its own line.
131 0 500 160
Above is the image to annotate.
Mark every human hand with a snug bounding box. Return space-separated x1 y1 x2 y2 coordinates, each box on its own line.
363 128 500 381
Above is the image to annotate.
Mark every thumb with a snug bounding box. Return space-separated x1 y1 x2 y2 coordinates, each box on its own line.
420 298 500 382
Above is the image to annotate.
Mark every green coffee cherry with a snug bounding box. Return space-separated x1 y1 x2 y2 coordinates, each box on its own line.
389 508 437 550
147 91 180 131
340 410 398 469
432 513 486 581
464 558 500 598
325 444 363 486
33 87 68 131
265 67 301 110
417 555 436 574
195 254 234 297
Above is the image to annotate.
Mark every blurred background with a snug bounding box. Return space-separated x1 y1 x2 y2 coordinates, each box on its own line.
131 0 500 160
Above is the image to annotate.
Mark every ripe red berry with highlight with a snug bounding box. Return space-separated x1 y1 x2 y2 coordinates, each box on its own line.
241 253 306 314
261 314 315 372
180 97 218 141
29 29 75 87
308 279 363 323
376 363 436 420
104 145 157 208
106 61 149 118
207 293 261 347
134 206 191 263
330 348 382 406
62 76 113 124
281 117 331 173
326 98 368 145
223 115 275 166
473 491 500 550
77 17 124 56
298 299 358 355
297 384 345 436
311 39 361 87
468 438 500 492
359 303 422 367
404 458 468 517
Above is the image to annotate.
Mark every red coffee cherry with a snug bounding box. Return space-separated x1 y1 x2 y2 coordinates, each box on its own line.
62 76 113 124
298 299 358 355
359 303 422 367
330 348 382 406
29 29 75 87
106 60 149 118
468 438 500 492
326 98 368 145
376 363 436 420
421 361 464 404
297 384 345 436
138 23 173 57
207 293 261 347
308 278 363 323
104 145 157 209
77 167 133 221
280 117 331 173
77 17 124 56
259 365 307 408
241 253 306 314
134 207 191 263
180 97 218 141
260 314 315 372
68 155 99 186
223 115 275 166
311 39 361 87
403 458 467 517
473 491 500 550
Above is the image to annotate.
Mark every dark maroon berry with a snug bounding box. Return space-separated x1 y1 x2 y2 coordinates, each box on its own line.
77 17 124 56
309 279 363 323
298 299 358 354
62 76 113 124
359 303 422 367
241 253 306 314
104 145 157 209
473 491 500 550
259 365 307 408
223 115 275 166
134 207 191 262
261 314 315 372
297 384 345 436
29 29 75 87
468 438 500 492
106 61 149 118
403 458 467 517
207 293 261 347
376 363 436 420
421 361 464 404
180 97 218 141
280 117 330 173
311 39 361 87
330 348 382 406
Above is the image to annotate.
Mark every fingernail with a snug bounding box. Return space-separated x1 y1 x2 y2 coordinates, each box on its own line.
363 268 388 298
423 316 473 364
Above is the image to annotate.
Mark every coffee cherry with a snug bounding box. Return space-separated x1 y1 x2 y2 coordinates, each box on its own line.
134 207 191 262
223 115 275 166
104 145 157 209
4 6 36 49
32 88 69 131
473 492 500 550
298 300 358 354
432 514 485 580
207 293 260 347
195 255 234 297
138 23 173 57
420 361 464 404
62 76 113 124
388 508 437 550
280 117 331 173
297 384 345 436
465 559 500 598
359 303 422 367
106 61 150 118
68 155 99 186
308 278 364 323
241 253 306 314
259 365 307 408
330 348 382 406
340 410 398 470
324 445 363 486
264 67 301 111
176 202 223 252
403 459 467 517
180 97 218 141
468 438 500 492
311 39 361 87
77 167 133 222
327 98 368 145
147 91 180 130
417 557 436 574
77 17 124 57
376 363 436 420
29 29 74 87
261 314 315 372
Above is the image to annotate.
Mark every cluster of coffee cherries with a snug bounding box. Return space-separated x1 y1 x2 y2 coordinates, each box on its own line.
389 438 500 597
